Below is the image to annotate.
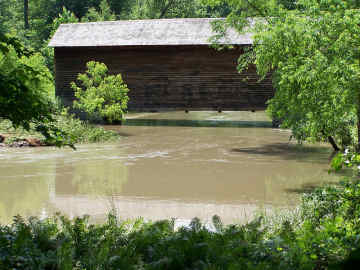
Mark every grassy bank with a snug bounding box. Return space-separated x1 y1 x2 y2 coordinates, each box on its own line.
1 178 359 269
0 109 120 146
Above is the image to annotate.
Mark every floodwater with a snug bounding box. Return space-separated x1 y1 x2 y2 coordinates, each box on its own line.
0 111 341 225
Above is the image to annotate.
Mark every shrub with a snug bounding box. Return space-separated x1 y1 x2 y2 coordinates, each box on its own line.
71 61 129 123
53 108 120 144
0 107 120 146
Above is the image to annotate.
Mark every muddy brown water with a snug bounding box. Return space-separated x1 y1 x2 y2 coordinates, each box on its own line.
0 112 341 225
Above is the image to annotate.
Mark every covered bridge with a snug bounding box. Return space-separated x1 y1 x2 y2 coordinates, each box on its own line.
49 18 274 111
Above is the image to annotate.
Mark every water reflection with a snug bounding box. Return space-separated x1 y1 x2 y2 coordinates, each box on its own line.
0 112 343 224
124 119 272 128
55 160 128 196
124 111 273 128
0 153 55 223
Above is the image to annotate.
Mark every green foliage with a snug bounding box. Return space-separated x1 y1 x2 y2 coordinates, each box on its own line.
0 33 54 129
42 7 79 73
0 33 77 148
130 0 190 19
0 107 120 145
49 7 79 38
197 0 231 17
2 179 360 269
0 34 119 147
53 108 120 143
0 1 14 34
331 149 360 175
0 0 230 65
208 0 360 150
0 0 229 50
71 61 129 123
82 0 116 22
129 0 226 19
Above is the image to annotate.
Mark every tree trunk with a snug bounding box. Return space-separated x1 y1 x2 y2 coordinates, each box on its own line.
357 105 360 152
328 135 340 152
24 0 29 30
321 129 340 151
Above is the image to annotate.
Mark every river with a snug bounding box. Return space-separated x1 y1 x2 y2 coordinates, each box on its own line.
0 111 340 225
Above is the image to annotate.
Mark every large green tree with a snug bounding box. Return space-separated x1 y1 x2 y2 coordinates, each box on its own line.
208 0 360 151
0 32 75 148
0 33 53 129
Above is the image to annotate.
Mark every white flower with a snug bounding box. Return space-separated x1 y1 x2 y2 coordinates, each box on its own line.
344 148 349 155
358 165 360 170
345 160 350 164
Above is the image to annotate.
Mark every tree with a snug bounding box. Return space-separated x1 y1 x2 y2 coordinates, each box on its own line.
197 0 231 17
207 0 360 151
24 0 29 29
50 0 102 20
129 0 204 19
82 0 116 22
41 7 79 73
0 33 53 129
107 0 133 19
0 32 75 148
71 61 129 123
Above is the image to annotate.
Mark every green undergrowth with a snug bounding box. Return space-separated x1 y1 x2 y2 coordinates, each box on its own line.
0 109 120 145
1 179 360 269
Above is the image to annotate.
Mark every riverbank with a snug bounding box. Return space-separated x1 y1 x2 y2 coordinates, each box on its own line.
0 111 120 148
0 178 358 269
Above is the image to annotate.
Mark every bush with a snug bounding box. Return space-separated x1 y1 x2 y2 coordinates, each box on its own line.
71 61 129 124
0 107 120 146
53 108 120 144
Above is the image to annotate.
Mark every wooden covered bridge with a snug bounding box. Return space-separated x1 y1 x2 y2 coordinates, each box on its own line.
49 18 274 111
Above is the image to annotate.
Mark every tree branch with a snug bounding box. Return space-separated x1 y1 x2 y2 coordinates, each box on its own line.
159 0 176 19
244 0 271 24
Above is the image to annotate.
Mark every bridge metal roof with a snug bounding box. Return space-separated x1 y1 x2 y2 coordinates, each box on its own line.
48 18 253 47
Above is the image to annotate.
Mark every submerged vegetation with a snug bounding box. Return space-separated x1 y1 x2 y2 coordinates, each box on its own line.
0 178 360 269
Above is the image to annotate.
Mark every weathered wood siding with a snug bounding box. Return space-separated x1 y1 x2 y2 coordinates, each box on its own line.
55 45 273 111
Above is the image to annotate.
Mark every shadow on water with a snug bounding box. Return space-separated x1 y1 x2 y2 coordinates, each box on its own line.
231 143 334 164
112 131 134 137
123 118 273 128
285 181 341 194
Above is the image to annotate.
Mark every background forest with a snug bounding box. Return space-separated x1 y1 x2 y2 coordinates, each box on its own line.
0 0 230 71
0 0 296 72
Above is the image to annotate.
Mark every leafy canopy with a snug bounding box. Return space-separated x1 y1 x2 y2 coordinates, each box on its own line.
208 0 360 150
0 33 54 130
0 33 75 148
82 0 116 22
71 61 130 123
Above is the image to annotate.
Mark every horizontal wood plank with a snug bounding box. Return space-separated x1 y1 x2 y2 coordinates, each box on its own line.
55 45 274 111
